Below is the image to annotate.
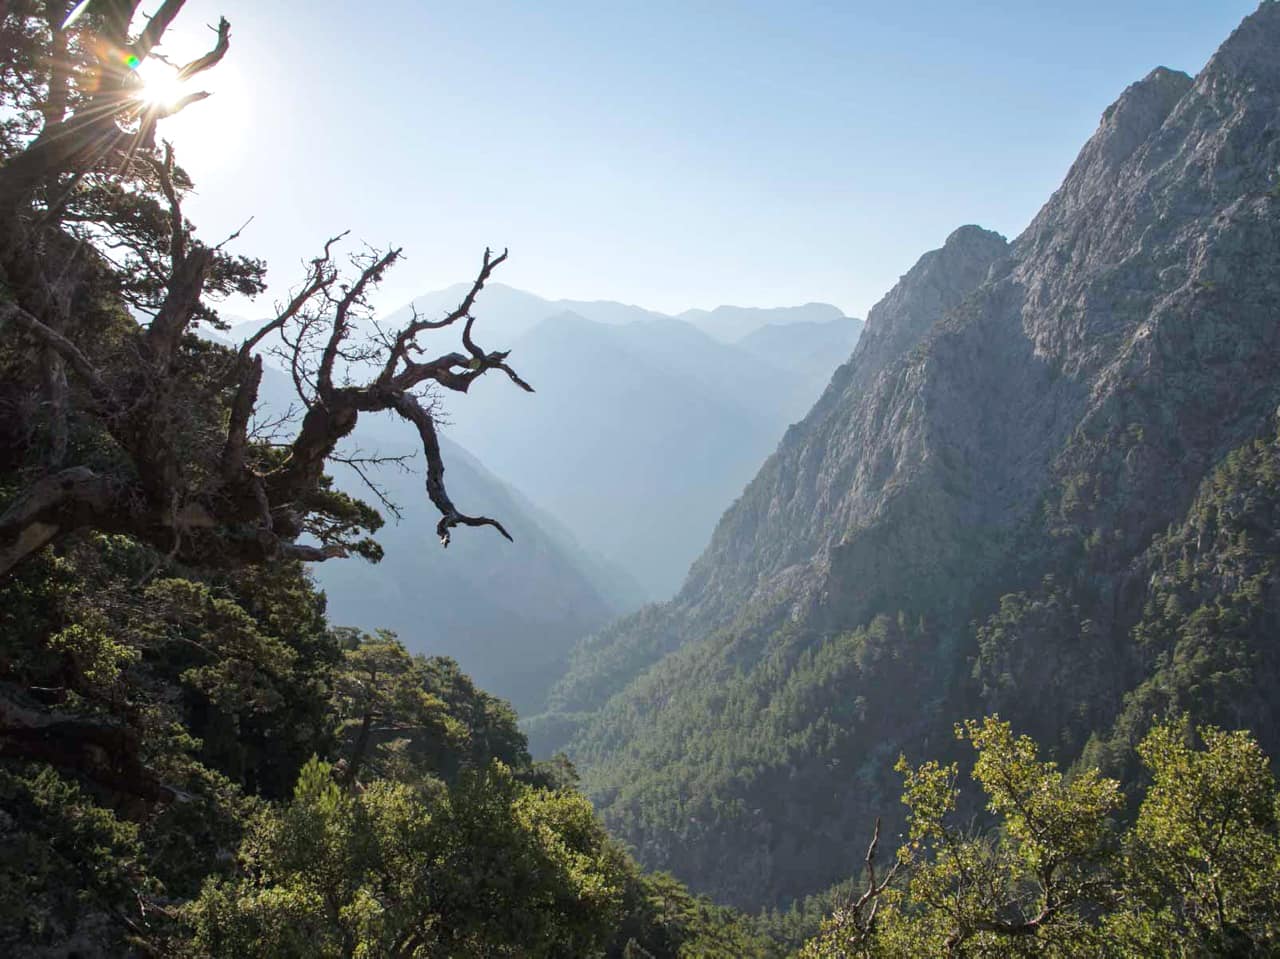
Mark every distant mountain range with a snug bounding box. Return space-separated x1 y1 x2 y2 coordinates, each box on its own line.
678 302 850 344
386 283 854 346
229 288 861 601
222 289 862 706
420 293 862 599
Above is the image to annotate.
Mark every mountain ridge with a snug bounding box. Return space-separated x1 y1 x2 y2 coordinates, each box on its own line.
378 282 859 347
551 2 1280 909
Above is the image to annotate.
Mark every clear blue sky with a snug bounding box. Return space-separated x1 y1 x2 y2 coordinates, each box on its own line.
159 0 1260 320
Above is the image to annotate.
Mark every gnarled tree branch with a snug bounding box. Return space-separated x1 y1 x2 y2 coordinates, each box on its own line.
390 392 512 547
0 8 533 580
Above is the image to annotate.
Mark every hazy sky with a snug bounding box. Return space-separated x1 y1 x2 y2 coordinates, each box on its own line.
155 0 1259 321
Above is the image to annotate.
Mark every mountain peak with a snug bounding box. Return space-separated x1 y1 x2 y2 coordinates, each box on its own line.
854 225 1007 368
943 223 1007 250
1018 3 1280 272
1093 66 1193 164
1201 1 1280 87
1045 64 1193 212
678 303 852 343
533 309 594 331
1014 66 1200 262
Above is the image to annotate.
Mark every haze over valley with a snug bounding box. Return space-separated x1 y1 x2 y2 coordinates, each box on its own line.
4 2 1280 956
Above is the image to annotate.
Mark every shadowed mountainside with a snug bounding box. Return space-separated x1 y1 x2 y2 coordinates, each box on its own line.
541 5 1280 910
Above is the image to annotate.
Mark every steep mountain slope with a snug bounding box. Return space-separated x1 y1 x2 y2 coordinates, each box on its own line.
443 312 852 599
554 4 1280 910
543 224 1009 720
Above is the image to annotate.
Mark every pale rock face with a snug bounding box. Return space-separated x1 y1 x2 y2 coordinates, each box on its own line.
551 3 1280 908
683 223 1012 624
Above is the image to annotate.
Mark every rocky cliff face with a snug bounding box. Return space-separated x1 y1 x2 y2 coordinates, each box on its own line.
543 225 1008 716
683 223 1013 626
550 3 1280 909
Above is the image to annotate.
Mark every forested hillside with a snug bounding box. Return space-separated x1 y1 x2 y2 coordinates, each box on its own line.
0 3 777 954
0 535 781 955
548 2 1280 911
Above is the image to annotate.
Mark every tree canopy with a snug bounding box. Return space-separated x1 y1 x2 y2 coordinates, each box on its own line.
0 0 533 583
800 717 1280 958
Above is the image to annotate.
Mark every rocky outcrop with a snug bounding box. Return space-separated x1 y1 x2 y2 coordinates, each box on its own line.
683 224 1011 624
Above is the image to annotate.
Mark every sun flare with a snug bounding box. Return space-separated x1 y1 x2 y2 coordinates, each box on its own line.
123 45 246 171
132 59 187 112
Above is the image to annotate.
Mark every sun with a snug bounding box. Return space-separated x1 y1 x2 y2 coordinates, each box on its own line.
121 38 247 173
132 58 188 113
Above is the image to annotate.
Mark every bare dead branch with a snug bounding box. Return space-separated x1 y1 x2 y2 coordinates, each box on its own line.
331 449 415 470
826 818 902 952
331 450 410 521
317 245 401 398
240 232 347 359
278 312 322 407
377 246 507 385
131 0 186 60
494 353 535 392
461 248 507 357
213 215 253 252
390 392 513 547
173 16 231 82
